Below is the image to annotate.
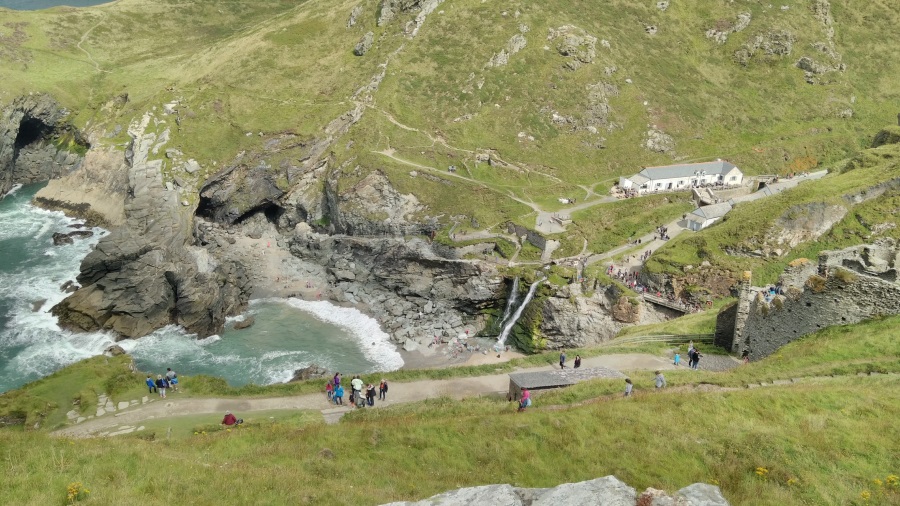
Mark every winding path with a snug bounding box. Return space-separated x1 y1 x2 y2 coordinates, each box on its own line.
53 353 678 438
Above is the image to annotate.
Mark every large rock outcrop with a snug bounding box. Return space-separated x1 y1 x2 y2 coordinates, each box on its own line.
52 112 250 339
290 225 502 344
382 476 729 506
0 94 88 197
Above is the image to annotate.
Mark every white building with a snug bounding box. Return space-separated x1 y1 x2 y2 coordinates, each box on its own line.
619 160 743 194
686 202 733 231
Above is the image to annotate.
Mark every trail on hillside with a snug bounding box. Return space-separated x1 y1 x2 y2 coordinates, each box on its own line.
53 353 676 438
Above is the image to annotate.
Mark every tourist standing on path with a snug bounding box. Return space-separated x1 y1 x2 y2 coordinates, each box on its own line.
166 368 179 392
655 371 667 388
366 384 376 406
574 355 582 369
560 350 567 369
155 375 168 398
333 384 344 405
333 372 342 389
692 349 703 370
624 378 633 397
673 352 681 366
379 379 388 401
326 382 333 401
351 375 364 405
145 375 157 394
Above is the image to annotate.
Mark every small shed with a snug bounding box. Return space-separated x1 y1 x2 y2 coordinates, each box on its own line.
686 202 733 231
508 371 575 400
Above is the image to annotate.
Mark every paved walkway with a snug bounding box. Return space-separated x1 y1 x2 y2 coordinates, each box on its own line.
53 353 679 438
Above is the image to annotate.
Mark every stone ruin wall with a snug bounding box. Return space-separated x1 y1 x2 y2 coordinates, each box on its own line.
718 239 900 360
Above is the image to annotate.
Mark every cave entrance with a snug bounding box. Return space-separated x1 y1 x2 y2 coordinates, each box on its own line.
14 116 51 151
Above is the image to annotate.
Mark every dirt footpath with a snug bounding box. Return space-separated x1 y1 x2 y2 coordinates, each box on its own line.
53 353 692 438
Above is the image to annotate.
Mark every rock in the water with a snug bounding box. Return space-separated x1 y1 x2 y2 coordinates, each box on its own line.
52 232 74 246
105 344 126 356
60 280 79 293
233 315 255 330
289 363 330 382
354 31 375 56
31 299 47 312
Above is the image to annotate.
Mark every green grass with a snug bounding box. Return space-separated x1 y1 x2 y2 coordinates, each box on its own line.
3 0 899 259
3 316 900 504
615 297 736 337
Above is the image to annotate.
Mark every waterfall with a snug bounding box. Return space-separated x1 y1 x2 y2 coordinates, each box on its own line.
496 277 520 331
495 279 542 349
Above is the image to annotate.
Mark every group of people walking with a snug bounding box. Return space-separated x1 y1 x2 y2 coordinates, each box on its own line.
326 373 388 408
145 368 179 398
559 351 581 369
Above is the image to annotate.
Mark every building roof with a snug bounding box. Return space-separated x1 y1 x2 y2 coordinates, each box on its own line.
629 174 651 185
637 160 738 181
509 367 626 389
689 202 733 220
509 371 576 389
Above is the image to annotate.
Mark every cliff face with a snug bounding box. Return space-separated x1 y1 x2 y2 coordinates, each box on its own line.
0 94 87 197
51 112 251 339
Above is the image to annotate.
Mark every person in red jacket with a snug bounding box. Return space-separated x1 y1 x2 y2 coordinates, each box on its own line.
221 411 243 426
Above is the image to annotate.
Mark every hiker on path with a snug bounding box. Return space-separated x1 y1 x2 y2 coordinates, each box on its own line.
166 368 179 392
155 375 168 399
673 352 681 366
221 411 243 426
574 355 582 369
692 349 703 370
560 351 567 369
351 375 364 404
366 384 376 406
145 375 157 394
334 384 344 405
333 372 342 388
655 371 667 388
379 379 388 401
624 378 633 397
326 382 333 401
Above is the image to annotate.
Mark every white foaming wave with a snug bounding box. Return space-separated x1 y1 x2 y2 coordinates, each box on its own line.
3 183 23 198
283 298 404 372
196 334 222 346
2 328 117 383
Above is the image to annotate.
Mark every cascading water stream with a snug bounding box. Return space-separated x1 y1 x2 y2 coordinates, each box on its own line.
495 277 520 331
495 278 542 350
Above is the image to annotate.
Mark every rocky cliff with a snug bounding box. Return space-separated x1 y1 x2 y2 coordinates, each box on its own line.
0 94 87 198
382 476 729 506
51 112 251 339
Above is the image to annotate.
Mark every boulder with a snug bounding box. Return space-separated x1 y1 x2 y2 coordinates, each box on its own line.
105 344 127 356
31 299 47 312
52 232 74 246
354 32 375 56
233 315 255 330
289 363 330 382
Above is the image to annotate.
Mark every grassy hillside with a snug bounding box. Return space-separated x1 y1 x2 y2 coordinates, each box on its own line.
2 0 900 257
1 316 899 505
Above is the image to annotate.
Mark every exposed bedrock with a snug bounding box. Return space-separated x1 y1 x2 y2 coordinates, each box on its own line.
52 112 250 339
0 94 88 197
